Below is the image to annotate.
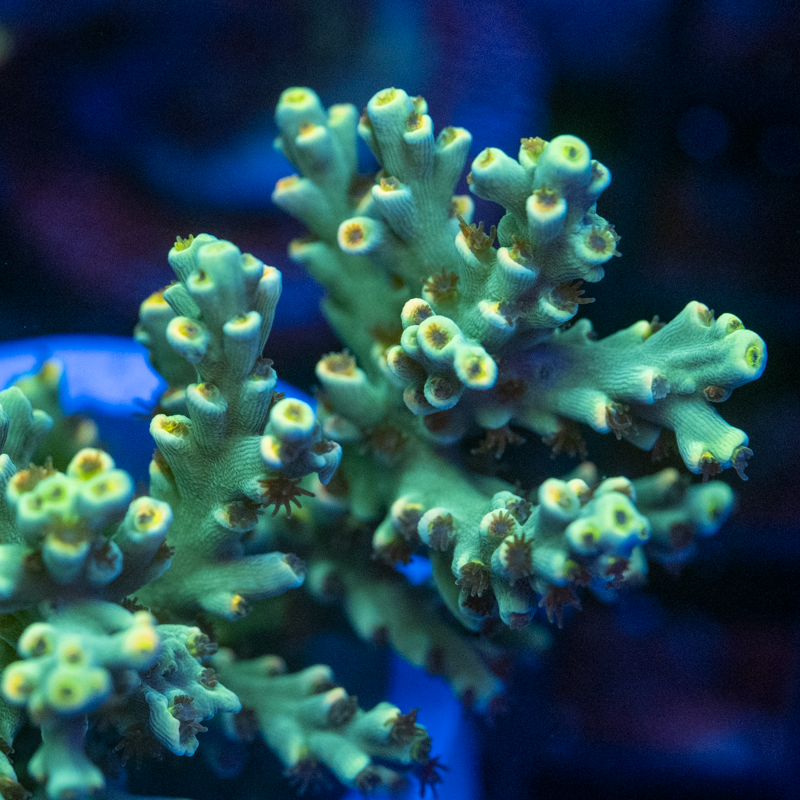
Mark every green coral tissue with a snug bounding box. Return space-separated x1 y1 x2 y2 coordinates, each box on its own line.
0 86 766 800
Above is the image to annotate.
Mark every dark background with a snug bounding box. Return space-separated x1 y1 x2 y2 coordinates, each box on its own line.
0 1 798 799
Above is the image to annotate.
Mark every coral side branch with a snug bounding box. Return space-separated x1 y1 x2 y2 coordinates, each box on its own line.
135 234 341 619
370 453 734 632
213 649 439 795
508 301 766 477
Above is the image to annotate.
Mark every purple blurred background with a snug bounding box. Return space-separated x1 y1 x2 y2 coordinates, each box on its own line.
0 1 798 798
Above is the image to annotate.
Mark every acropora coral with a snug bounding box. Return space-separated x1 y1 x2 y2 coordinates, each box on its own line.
0 85 766 799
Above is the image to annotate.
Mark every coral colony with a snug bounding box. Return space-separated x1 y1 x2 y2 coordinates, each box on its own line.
0 87 766 799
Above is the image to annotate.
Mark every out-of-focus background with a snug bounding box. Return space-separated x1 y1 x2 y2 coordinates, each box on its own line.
0 1 798 799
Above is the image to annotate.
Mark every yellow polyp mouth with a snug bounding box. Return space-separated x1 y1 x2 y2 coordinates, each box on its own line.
198 382 219 398
29 636 52 657
283 90 308 104
74 454 104 478
698 451 721 476
25 494 44 511
282 402 306 421
298 121 316 136
263 438 282 460
90 479 113 496
130 630 158 655
61 645 85 664
135 506 159 529
450 197 469 215
422 324 451 349
321 351 356 376
563 143 584 161
533 186 559 212
379 176 399 192
375 88 397 106
464 357 486 379
439 126 458 146
547 487 570 509
478 148 494 167
488 302 504 318
405 111 423 131
230 595 249 615
173 234 194 252
587 229 611 253
581 527 599 546
161 419 189 437
341 222 365 246
6 672 32 698
696 304 713 325
521 136 547 158
46 485 65 501
178 321 200 339
51 678 81 706
745 344 763 369
275 175 299 191
406 301 432 325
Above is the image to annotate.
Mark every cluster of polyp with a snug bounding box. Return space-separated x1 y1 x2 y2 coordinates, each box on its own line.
161 234 281 394
469 134 617 283
0 442 172 612
386 297 497 416
1 601 160 799
350 87 474 277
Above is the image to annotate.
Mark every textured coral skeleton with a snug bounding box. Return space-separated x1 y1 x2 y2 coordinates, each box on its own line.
0 85 765 799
